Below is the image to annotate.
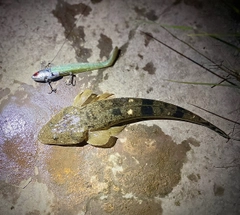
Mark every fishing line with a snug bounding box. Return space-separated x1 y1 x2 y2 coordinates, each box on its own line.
47 1 90 66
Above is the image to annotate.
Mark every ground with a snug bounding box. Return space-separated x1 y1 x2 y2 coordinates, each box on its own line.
0 0 240 214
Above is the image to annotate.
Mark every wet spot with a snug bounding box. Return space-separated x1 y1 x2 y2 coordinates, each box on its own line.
40 145 115 210
175 201 181 206
26 209 41 215
87 195 163 215
97 34 113 59
187 173 200 182
0 181 19 207
119 42 129 56
117 124 191 198
146 87 153 94
143 62 156 75
46 147 81 186
184 0 203 9
0 87 10 99
145 9 158 21
134 7 158 21
52 0 92 61
124 20 129 28
141 31 153 47
173 0 182 5
103 73 109 80
134 7 146 17
182 137 200 147
128 29 136 40
0 84 74 187
0 100 38 184
213 184 225 196
91 0 102 4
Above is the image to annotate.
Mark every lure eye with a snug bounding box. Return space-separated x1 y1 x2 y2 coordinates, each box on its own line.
33 72 39 76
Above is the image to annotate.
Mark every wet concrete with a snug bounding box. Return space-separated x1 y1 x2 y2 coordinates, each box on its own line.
1 0 240 214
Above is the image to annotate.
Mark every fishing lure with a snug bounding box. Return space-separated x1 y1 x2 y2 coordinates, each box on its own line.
32 47 119 93
38 89 231 148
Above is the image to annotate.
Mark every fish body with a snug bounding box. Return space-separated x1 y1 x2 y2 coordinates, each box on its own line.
38 97 229 146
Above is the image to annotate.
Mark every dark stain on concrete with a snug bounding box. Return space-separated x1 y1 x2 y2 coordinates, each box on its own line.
143 62 156 75
0 181 19 206
117 124 191 198
112 29 135 61
0 93 38 185
182 137 200 147
0 87 10 99
52 0 92 61
146 87 153 94
134 6 158 21
91 0 102 4
175 200 181 206
183 0 203 9
134 7 146 17
97 34 113 59
187 173 200 182
145 9 158 21
141 31 153 47
128 29 136 40
213 184 225 196
103 73 109 80
87 195 163 215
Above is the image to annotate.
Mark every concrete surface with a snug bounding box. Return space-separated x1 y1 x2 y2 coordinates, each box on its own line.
0 0 240 214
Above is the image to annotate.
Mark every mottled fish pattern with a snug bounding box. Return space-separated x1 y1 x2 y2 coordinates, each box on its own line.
38 97 229 146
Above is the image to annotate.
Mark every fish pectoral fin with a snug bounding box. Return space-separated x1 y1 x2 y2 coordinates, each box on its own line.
73 89 114 107
87 126 125 148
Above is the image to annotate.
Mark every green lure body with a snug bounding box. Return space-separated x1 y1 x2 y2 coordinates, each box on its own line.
50 47 119 76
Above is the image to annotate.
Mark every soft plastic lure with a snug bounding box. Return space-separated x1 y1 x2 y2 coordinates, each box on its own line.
32 47 119 93
38 89 231 148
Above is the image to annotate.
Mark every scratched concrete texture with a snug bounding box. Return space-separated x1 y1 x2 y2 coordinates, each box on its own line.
0 0 240 214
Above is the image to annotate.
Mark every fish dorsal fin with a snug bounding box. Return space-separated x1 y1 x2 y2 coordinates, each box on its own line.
73 89 114 108
73 89 97 107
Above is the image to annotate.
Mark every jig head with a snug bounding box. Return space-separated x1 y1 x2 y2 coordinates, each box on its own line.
32 69 61 94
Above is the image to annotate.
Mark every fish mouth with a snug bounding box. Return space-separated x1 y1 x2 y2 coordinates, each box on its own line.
38 121 87 146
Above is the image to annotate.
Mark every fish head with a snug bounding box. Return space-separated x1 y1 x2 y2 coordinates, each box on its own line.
38 106 88 145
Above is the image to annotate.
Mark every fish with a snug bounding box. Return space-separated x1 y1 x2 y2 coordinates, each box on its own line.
38 89 230 147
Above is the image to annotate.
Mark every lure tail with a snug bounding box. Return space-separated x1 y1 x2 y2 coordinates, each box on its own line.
101 47 119 67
